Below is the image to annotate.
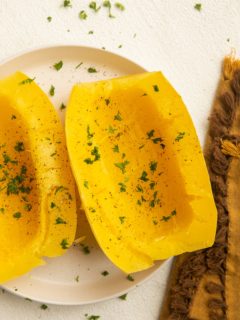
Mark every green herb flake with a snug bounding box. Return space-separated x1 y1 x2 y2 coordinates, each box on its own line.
147 129 155 139
88 30 94 34
161 209 177 222
88 67 97 73
118 44 122 48
53 60 63 71
82 245 90 254
101 270 109 276
194 3 202 11
89 1 101 12
75 62 83 69
119 293 127 300
153 84 159 92
19 77 35 85
136 184 143 192
13 212 21 219
112 144 119 153
49 85 55 96
91 146 100 161
114 111 122 121
126 274 134 281
152 219 158 225
149 161 158 172
175 132 186 142
86 316 100 320
11 115 16 120
119 216 126 224
105 98 110 106
40 304 48 310
14 141 25 152
140 171 149 182
118 182 126 192
114 160 130 174
137 199 142 206
84 158 94 165
55 185 67 194
0 208 5 213
60 238 69 249
50 202 56 208
84 180 89 189
56 217 67 224
115 2 125 11
60 103 66 111
79 10 88 20
47 16 52 22
24 203 32 211
108 125 117 134
152 137 163 144
103 0 115 18
63 0 72 7
75 275 79 282
149 182 156 190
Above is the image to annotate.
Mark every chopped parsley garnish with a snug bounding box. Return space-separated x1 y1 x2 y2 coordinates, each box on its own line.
55 185 68 194
152 137 163 144
149 191 158 208
161 209 177 222
140 171 149 182
153 84 159 92
194 3 202 11
89 1 101 12
175 132 185 142
115 2 125 11
47 16 52 22
13 212 21 219
3 153 18 165
40 304 48 310
0 208 5 213
118 182 126 192
88 67 97 73
114 160 129 174
91 146 100 160
24 203 32 211
60 238 69 249
136 184 143 192
114 111 122 121
60 103 66 111
105 98 110 106
49 85 55 96
101 270 109 276
81 244 90 254
14 141 25 152
108 125 117 134
126 274 134 281
149 182 155 190
118 44 122 48
152 219 158 225
119 293 127 300
87 125 95 140
75 62 83 69
84 180 89 188
56 217 67 224
50 202 56 208
147 129 155 139
19 77 35 85
88 30 94 34
53 60 63 71
79 10 88 20
75 275 79 282
63 0 72 7
112 144 119 153
149 161 157 172
11 115 16 120
119 216 126 224
103 0 115 18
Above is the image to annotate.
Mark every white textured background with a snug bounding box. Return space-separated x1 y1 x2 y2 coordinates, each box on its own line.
0 0 239 319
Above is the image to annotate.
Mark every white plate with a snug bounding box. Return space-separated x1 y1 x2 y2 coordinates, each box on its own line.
0 45 164 305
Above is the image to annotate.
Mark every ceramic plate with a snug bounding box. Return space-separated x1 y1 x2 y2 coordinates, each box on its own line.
0 45 164 305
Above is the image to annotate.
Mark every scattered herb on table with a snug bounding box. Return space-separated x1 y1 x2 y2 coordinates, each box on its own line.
60 103 66 111
47 16 52 22
63 0 72 7
101 270 109 276
40 304 48 310
194 3 202 11
88 30 94 34
103 0 115 18
79 10 88 20
86 316 100 320
53 60 63 71
81 244 90 254
49 85 55 96
126 274 134 281
89 1 101 12
75 62 83 69
115 2 125 11
75 275 79 282
88 67 97 73
119 293 127 300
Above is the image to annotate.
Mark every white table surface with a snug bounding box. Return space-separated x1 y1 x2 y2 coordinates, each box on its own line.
0 0 239 319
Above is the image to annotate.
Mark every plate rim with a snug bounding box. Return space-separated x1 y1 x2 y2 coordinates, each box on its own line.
0 44 166 306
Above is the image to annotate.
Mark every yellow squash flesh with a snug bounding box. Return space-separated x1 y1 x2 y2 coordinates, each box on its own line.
66 72 217 273
0 72 76 283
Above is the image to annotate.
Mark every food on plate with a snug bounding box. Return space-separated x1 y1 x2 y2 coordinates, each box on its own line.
0 72 77 283
160 56 240 320
66 71 217 273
